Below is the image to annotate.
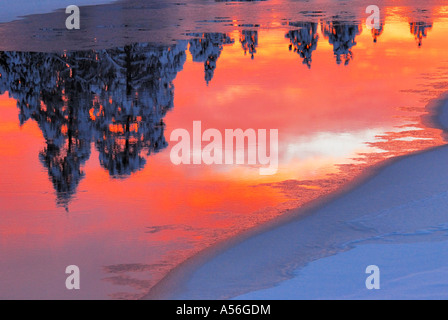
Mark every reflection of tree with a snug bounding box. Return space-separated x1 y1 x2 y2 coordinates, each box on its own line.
89 43 186 177
188 33 234 85
39 134 91 209
0 42 187 208
410 21 433 47
407 8 434 48
371 23 384 43
240 30 258 60
285 22 319 68
321 20 361 65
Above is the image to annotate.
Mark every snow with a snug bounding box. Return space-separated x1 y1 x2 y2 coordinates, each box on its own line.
236 241 448 300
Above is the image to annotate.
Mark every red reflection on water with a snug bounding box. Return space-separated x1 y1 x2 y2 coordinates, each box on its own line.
1 8 448 299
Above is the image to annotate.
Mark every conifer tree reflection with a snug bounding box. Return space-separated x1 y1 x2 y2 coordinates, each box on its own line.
239 30 258 60
410 21 433 47
371 23 384 43
89 43 186 177
408 8 434 47
321 20 361 65
0 42 187 207
285 22 319 68
188 33 234 85
0 51 92 208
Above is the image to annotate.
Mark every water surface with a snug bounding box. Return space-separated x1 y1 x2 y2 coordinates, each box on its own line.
1 0 448 299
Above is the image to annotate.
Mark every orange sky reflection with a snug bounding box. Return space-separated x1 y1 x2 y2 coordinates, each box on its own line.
1 9 448 299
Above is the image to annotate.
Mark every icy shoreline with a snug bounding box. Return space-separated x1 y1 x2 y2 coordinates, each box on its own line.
146 94 448 300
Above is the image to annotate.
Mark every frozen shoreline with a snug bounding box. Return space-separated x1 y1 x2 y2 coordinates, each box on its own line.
235 241 448 300
146 94 448 300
